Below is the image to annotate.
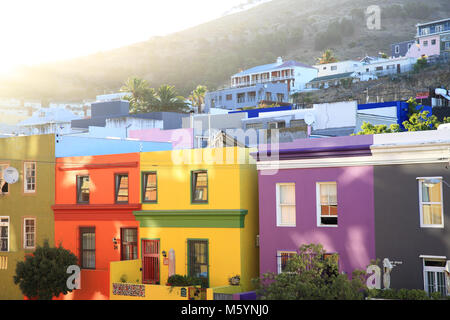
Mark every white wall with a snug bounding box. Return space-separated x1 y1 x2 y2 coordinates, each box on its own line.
314 61 362 78
255 100 357 130
292 66 318 91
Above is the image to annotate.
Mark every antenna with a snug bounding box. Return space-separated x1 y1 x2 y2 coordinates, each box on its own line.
3 167 19 184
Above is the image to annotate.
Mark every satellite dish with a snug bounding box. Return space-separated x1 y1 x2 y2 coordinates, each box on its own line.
3 167 19 184
304 113 316 126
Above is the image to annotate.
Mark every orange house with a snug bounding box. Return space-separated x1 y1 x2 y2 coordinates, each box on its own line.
52 153 141 300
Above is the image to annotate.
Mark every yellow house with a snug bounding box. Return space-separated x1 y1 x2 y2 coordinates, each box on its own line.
110 147 259 299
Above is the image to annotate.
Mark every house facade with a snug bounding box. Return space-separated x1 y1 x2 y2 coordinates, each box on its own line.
256 135 376 277
205 57 317 111
109 147 259 299
371 131 450 295
392 18 450 59
52 153 142 300
256 131 450 295
0 134 56 299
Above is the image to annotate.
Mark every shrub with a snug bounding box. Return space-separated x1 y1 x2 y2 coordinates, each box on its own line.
13 240 78 300
166 274 208 288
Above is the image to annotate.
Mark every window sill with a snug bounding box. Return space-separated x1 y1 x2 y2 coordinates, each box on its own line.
317 225 338 228
420 225 444 229
276 224 296 228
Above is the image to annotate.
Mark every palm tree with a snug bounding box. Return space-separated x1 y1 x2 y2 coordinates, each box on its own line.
150 85 188 113
317 49 338 64
120 77 155 113
188 85 207 113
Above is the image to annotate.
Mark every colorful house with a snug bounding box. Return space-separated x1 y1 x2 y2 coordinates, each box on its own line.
53 153 142 300
110 147 259 300
255 135 376 277
256 130 450 295
0 134 56 299
371 130 450 295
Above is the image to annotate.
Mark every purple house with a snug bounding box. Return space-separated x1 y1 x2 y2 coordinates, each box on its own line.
255 135 375 276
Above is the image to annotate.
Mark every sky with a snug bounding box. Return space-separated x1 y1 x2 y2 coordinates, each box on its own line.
0 0 248 74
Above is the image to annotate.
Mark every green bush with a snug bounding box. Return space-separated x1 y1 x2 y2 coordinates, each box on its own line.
166 274 208 288
367 288 445 300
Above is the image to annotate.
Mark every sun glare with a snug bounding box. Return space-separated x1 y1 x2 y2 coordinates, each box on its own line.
0 0 246 75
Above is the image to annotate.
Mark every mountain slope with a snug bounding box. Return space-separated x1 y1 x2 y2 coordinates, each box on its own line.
1 0 449 101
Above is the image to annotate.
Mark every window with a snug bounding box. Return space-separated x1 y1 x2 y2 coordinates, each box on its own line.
277 251 296 274
290 119 306 127
395 45 400 54
436 25 443 33
24 162 36 193
375 66 383 71
331 66 337 71
418 178 444 228
276 183 296 227
142 172 157 203
76 175 90 204
115 174 129 203
188 240 209 285
423 259 447 296
265 92 272 101
0 217 9 252
317 182 338 226
192 171 208 203
445 42 450 50
23 218 36 249
276 93 284 102
226 94 232 101
408 43 412 50
0 164 9 194
237 93 245 103
268 121 285 129
423 40 428 47
121 228 137 261
246 122 263 130
431 39 436 46
248 92 256 102
80 227 95 269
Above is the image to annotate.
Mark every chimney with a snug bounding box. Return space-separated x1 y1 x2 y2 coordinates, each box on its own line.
277 57 283 64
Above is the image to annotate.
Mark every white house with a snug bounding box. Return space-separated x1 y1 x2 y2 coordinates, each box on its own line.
314 60 363 78
230 57 318 93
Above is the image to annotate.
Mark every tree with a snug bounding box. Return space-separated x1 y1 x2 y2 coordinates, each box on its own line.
188 85 208 113
413 56 428 73
13 240 78 300
317 49 338 64
120 77 156 113
150 84 189 113
354 122 400 135
402 111 441 131
253 243 367 300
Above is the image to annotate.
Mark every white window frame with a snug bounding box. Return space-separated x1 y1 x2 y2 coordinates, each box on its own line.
395 45 400 54
0 216 10 252
417 177 444 228
316 182 338 227
24 162 36 193
23 218 36 250
277 250 297 274
276 183 296 227
422 257 448 296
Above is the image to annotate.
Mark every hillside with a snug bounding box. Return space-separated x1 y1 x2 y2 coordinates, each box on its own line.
0 0 449 102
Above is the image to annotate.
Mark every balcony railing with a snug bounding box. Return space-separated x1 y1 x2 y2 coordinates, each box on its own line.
231 75 294 88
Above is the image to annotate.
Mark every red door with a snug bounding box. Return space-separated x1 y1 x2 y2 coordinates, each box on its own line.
142 240 160 284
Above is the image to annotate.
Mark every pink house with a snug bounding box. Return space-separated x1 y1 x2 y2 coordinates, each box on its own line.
129 128 194 149
407 35 441 58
